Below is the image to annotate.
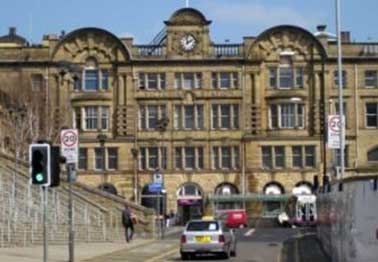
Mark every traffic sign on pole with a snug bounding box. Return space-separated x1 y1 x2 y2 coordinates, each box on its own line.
61 129 79 164
327 115 345 149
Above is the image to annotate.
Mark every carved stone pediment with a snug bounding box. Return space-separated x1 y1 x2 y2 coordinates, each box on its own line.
248 27 326 61
165 8 211 26
52 28 130 63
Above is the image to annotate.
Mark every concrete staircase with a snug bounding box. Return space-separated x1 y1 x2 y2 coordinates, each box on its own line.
0 152 155 247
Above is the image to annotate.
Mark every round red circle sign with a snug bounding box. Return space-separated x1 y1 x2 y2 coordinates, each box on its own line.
62 130 78 147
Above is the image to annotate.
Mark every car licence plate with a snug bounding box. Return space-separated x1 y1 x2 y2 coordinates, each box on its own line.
195 236 211 243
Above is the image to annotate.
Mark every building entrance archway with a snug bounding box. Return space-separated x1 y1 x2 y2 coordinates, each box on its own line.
177 183 203 225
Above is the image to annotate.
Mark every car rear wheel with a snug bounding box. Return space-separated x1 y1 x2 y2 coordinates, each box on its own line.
181 252 191 260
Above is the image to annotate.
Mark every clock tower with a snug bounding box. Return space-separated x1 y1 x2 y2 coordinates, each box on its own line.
164 8 212 58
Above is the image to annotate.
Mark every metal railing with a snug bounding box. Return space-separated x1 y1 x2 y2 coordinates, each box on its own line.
136 45 164 57
213 44 242 57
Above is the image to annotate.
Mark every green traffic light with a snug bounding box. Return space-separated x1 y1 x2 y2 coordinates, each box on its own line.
36 173 44 182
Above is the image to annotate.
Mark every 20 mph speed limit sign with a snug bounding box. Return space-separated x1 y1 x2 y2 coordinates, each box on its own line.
327 115 345 149
61 129 79 164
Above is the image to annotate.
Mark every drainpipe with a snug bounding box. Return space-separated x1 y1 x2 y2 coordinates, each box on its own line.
354 64 359 169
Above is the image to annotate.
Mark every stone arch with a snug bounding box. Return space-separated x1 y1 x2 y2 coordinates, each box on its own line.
263 181 285 195
293 181 313 195
165 8 211 26
52 27 131 63
177 182 203 198
248 25 327 61
98 183 118 195
367 146 378 161
214 182 239 195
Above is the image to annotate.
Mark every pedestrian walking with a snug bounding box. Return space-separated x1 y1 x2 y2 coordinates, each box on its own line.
122 203 134 242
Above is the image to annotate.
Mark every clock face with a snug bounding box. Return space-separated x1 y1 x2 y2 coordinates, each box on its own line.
180 34 197 51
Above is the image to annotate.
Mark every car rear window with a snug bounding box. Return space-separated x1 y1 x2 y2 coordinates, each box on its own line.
187 221 219 232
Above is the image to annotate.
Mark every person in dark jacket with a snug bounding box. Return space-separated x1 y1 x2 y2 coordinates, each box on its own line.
122 203 134 242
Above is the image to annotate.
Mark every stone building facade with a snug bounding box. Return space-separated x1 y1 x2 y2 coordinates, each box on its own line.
0 8 378 221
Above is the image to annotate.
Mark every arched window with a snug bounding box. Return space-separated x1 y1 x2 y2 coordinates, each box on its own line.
263 181 285 195
368 147 378 161
98 183 118 195
214 183 239 195
293 181 313 195
177 183 202 197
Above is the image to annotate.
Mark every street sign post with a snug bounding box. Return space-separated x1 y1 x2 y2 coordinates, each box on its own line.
60 129 78 262
327 115 345 149
60 129 79 164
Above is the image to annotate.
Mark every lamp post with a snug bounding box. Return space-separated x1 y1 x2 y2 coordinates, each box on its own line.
97 133 107 188
57 61 81 262
131 148 139 203
335 0 345 180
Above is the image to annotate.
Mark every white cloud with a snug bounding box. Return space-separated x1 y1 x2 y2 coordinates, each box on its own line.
202 0 320 29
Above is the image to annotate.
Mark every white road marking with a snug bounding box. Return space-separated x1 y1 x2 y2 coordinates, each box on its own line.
244 228 256 236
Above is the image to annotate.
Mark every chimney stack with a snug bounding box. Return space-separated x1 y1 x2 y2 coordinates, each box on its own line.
9 27 16 36
341 31 351 43
317 25 327 32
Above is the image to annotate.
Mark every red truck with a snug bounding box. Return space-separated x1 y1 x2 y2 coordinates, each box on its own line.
216 209 248 228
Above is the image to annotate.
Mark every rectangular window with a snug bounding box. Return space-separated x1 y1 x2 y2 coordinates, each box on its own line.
365 71 378 88
269 104 304 129
212 147 219 169
280 104 295 128
31 74 43 92
185 147 195 169
197 147 204 169
366 103 378 127
84 69 99 91
275 146 285 168
269 67 277 88
138 73 166 90
212 104 239 129
334 70 347 88
139 147 167 170
296 67 304 87
212 72 239 89
269 66 304 89
107 148 118 170
101 70 109 90
175 148 182 170
175 147 204 170
175 73 202 89
262 146 273 169
212 146 240 170
95 148 104 170
78 148 87 170
305 146 316 168
292 146 302 168
100 106 109 130
74 108 82 130
174 105 204 130
139 105 166 130
85 106 98 130
184 106 194 129
279 67 294 89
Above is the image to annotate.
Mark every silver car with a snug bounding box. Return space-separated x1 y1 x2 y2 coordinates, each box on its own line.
180 219 237 260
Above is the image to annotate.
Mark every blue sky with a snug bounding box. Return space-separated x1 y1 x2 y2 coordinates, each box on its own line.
1 0 377 44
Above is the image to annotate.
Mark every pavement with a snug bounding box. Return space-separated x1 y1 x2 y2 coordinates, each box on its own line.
0 227 183 262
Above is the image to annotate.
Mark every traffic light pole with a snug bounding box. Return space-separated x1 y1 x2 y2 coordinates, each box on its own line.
43 186 48 262
68 163 75 262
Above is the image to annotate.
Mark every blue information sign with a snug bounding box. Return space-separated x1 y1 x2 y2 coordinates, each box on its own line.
148 183 162 193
